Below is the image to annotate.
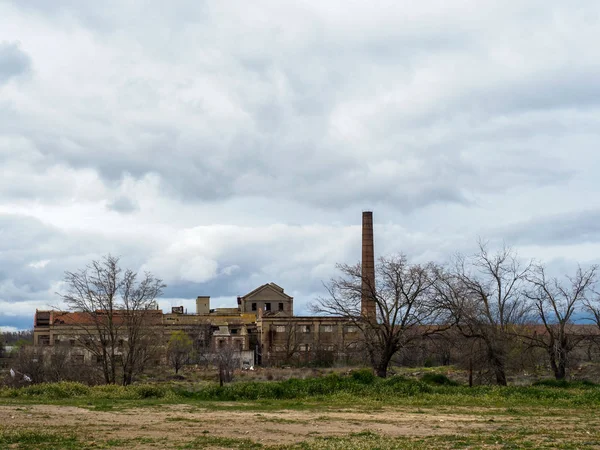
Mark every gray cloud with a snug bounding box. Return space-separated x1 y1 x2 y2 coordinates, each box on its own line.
107 196 138 214
2 0 600 328
0 41 31 83
504 210 600 247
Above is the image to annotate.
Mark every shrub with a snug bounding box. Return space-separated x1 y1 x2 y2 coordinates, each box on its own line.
134 384 168 399
351 369 376 384
421 373 459 386
533 379 597 389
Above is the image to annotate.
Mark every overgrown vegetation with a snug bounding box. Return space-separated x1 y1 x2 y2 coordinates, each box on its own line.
3 371 600 409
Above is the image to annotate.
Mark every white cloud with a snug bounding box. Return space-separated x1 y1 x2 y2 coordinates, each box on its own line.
2 0 600 328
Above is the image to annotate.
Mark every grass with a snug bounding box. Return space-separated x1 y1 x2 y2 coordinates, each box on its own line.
2 372 600 410
0 429 163 450
3 372 600 448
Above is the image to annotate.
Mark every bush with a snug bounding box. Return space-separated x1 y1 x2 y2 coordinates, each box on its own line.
533 379 597 389
134 384 168 399
421 373 459 386
351 369 376 385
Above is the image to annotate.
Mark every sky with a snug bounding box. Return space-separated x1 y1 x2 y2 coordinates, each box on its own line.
2 0 600 331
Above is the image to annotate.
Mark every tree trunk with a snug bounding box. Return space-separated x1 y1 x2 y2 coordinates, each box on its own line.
550 349 567 380
375 365 387 378
468 357 473 388
491 353 507 386
374 347 395 378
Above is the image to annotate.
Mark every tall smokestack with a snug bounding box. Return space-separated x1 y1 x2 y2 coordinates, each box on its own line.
361 211 376 320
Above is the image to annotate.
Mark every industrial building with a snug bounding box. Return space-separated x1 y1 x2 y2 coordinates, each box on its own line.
33 212 377 367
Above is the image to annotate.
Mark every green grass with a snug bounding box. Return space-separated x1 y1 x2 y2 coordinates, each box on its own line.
0 429 162 450
177 431 600 450
0 429 80 450
3 374 600 411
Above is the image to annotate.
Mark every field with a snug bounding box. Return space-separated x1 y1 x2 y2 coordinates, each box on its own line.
1 370 600 449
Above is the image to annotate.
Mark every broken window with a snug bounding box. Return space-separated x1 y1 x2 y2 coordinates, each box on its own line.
275 325 286 333
321 325 333 332
231 328 238 335
72 354 84 363
38 335 50 346
69 339 75 346
278 302 284 311
302 325 311 333
36 312 50 327
299 344 310 352
345 325 358 333
265 303 271 311
251 303 257 311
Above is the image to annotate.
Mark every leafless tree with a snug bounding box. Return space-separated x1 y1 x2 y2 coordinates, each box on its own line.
279 324 300 365
185 323 213 366
214 342 239 386
524 264 597 380
434 242 531 386
312 254 442 378
58 255 165 385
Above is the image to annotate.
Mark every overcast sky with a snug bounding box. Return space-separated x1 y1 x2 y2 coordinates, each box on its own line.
2 1 600 331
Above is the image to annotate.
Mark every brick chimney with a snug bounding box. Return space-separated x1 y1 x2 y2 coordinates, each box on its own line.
361 211 376 320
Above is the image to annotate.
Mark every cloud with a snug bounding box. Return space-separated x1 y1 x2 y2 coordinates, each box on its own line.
0 41 31 83
2 0 600 328
503 210 600 247
107 196 139 214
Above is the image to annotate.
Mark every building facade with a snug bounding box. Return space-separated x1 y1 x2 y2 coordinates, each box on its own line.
33 282 361 367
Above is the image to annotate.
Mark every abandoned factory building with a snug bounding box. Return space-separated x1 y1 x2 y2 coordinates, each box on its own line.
33 212 376 366
33 282 362 366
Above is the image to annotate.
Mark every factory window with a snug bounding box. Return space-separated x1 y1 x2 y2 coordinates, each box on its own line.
231 328 238 335
299 344 310 352
275 325 286 333
38 335 50 346
54 339 61 345
324 345 335 351
278 302 284 311
265 303 271 311
345 325 358 333
302 325 311 333
251 303 257 311
321 325 333 333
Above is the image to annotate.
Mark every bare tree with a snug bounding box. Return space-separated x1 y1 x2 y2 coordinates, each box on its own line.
279 324 300 365
524 264 597 380
214 342 239 386
58 255 165 385
313 254 441 378
434 243 531 386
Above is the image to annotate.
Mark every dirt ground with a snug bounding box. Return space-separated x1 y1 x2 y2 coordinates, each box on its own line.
2 403 600 449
